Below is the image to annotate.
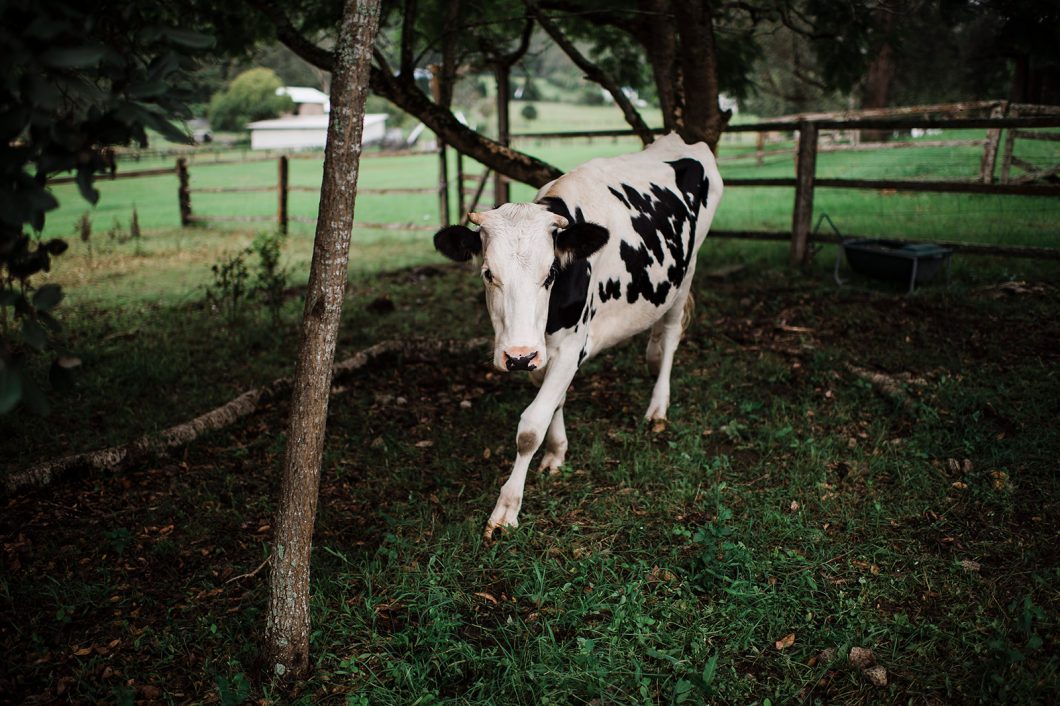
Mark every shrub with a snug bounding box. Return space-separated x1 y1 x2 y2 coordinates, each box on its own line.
207 68 294 132
251 231 288 324
520 103 539 122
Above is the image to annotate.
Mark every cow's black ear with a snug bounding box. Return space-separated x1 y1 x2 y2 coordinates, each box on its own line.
434 225 481 262
555 222 609 261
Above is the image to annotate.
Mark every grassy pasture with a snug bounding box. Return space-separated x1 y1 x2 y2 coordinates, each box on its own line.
2 128 1058 703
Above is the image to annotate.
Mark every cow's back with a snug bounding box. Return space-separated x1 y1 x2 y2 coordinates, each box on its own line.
537 134 723 354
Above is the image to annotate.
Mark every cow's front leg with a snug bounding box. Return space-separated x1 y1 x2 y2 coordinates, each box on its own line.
486 358 577 539
645 290 691 421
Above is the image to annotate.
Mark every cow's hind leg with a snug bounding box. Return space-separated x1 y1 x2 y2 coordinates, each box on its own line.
644 290 692 421
538 397 568 473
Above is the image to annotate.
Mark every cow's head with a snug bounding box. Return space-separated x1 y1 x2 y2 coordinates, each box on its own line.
434 203 609 372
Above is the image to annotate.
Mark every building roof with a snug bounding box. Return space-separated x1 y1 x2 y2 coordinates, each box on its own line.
276 86 330 105
247 114 387 130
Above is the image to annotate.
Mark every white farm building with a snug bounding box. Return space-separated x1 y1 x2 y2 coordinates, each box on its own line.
247 114 388 151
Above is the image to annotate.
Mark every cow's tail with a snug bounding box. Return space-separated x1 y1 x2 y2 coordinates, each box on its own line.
680 291 695 336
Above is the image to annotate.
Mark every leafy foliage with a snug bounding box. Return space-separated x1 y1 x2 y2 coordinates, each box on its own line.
0 0 214 413
206 68 294 132
206 231 289 325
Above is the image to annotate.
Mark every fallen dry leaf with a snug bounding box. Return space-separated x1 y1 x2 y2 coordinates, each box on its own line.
848 646 875 669
863 664 888 687
652 420 667 433
951 481 968 490
807 647 837 668
990 470 1008 490
790 500 800 512
775 632 796 650
960 559 982 573
473 592 498 605
415 440 433 448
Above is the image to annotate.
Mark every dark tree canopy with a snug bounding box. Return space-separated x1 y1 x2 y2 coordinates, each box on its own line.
0 0 216 413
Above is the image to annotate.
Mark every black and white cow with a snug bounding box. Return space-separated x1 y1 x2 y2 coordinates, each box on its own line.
434 133 723 538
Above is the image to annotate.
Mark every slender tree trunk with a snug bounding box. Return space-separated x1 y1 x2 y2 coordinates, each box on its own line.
639 0 683 133
536 9 655 146
262 0 381 682
860 0 899 141
494 61 511 205
250 0 562 189
671 0 729 151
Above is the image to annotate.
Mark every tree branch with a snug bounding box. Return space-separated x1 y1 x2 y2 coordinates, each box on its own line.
244 0 563 189
6 339 491 494
532 5 655 145
400 0 417 78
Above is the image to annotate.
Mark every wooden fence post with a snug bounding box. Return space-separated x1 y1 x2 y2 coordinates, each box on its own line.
790 121 818 267
278 155 289 234
999 106 1019 183
979 101 1007 183
177 157 192 226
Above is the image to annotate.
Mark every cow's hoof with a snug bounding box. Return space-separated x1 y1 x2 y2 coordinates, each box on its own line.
483 520 516 542
538 450 566 474
644 401 668 421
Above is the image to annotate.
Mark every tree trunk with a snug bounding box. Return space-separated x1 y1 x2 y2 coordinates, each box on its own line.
536 9 655 146
859 0 899 141
494 61 511 205
639 0 683 133
671 0 729 151
262 0 381 682
250 0 561 190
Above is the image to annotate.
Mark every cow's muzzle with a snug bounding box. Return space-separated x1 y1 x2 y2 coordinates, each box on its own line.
502 348 541 372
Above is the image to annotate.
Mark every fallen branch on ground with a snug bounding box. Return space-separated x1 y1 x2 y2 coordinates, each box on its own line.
847 364 927 409
5 338 489 494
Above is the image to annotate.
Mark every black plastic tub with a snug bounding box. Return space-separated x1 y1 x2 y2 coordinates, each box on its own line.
836 239 952 293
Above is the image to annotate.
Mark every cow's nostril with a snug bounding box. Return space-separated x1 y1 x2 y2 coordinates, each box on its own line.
504 351 538 371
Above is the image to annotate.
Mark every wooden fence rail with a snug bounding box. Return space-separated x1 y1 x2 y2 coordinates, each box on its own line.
177 154 438 232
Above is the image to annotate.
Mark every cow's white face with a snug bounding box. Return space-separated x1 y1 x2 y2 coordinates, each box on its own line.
434 203 609 373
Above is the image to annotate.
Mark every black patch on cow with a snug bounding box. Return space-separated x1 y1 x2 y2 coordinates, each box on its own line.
546 261 591 335
556 222 609 260
608 186 631 210
539 196 583 225
608 159 711 306
540 196 609 260
598 278 622 303
433 225 481 262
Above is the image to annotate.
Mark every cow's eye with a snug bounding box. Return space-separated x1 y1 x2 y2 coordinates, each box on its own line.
543 266 557 288
482 268 493 283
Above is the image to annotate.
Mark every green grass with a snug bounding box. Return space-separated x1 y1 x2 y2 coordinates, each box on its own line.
2 121 1059 703
1 242 1057 703
41 127 1059 257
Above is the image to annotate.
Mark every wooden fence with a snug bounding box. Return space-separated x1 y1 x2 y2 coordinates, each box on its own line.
176 154 438 233
49 101 1058 264
507 103 1060 264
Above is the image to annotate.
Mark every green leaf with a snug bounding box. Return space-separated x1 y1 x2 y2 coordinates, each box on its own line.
701 653 718 687
0 366 23 414
50 359 76 394
44 239 68 255
32 284 63 311
22 318 48 350
76 168 99 205
20 376 49 416
162 29 215 49
39 46 106 69
128 81 168 99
